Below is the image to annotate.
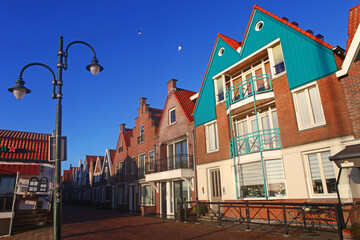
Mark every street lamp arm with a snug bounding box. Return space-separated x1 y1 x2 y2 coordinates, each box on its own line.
63 41 99 71
19 62 56 80
18 62 57 99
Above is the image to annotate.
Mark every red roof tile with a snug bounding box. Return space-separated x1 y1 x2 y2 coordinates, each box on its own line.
109 149 116 160
252 5 333 50
0 129 51 162
123 129 133 148
85 155 98 166
174 88 197 122
218 34 241 51
346 4 360 51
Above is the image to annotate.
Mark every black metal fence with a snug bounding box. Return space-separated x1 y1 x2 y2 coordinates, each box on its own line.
177 200 360 239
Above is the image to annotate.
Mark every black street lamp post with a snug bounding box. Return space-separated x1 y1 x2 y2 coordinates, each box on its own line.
8 36 103 240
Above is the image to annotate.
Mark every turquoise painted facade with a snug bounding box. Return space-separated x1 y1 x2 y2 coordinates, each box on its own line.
194 8 338 127
193 37 241 127
241 9 337 90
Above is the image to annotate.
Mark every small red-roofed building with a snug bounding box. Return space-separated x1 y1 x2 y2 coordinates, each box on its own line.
143 79 197 217
0 129 54 235
111 124 134 211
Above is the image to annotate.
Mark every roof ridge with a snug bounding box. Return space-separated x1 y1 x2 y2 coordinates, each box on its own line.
254 5 333 49
217 33 242 51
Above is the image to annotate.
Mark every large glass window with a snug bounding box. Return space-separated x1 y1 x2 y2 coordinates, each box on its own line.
234 108 280 154
0 176 16 194
205 121 219 153
293 84 325 130
141 185 154 205
306 151 336 195
238 159 286 198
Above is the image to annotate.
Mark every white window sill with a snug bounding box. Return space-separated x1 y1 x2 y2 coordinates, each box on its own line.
271 71 287 80
206 149 220 154
298 123 326 132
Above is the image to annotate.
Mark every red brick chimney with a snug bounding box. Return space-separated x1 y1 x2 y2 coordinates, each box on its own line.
120 123 126 133
346 4 360 51
167 79 178 94
140 97 147 107
139 97 148 115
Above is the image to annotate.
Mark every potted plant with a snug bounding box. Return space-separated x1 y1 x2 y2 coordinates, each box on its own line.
192 203 208 216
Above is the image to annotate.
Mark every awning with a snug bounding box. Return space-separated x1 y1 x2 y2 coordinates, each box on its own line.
0 164 40 175
329 144 360 168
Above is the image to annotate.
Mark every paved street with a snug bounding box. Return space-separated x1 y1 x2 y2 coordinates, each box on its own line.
3 204 339 240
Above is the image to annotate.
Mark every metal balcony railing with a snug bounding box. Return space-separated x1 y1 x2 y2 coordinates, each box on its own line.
146 154 193 174
230 128 281 158
225 73 272 109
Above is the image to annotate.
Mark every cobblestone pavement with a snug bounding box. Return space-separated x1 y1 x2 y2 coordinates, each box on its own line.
2 204 339 240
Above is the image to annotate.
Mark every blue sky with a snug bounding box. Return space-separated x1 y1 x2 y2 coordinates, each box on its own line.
0 0 357 171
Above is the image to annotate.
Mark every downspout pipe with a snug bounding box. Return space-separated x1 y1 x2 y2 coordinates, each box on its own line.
192 130 198 201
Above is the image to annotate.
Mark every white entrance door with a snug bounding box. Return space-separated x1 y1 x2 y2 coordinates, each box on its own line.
209 168 222 211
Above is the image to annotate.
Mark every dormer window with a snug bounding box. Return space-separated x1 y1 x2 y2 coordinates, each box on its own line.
169 108 176 125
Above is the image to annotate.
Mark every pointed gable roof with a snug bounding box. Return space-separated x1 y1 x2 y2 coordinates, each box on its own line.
85 155 98 166
0 129 51 162
218 33 242 51
193 33 242 126
123 128 133 148
174 88 197 122
242 5 333 50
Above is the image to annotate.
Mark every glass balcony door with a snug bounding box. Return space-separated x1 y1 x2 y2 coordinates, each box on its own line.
168 139 188 170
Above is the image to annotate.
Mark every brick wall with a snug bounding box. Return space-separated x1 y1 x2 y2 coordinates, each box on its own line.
340 61 360 138
346 4 360 52
273 73 353 148
158 92 195 155
195 102 231 165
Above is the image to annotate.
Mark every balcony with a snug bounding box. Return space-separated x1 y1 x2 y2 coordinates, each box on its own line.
230 128 281 158
225 73 274 111
145 154 194 182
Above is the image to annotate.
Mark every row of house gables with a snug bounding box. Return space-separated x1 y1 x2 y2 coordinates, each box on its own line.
62 3 360 232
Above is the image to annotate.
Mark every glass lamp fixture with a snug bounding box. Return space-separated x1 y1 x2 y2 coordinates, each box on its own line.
86 57 104 76
8 78 31 100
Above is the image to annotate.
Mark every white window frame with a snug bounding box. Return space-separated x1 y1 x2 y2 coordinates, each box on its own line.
139 125 145 143
118 184 127 204
148 150 154 171
138 154 146 177
205 120 219 153
237 158 287 199
214 76 226 104
267 43 286 79
140 184 155 206
303 149 337 198
292 82 326 131
169 108 176 125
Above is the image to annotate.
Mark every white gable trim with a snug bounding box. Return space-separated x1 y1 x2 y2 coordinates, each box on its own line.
337 24 360 78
